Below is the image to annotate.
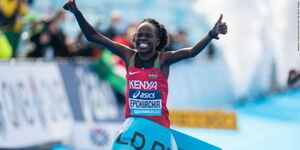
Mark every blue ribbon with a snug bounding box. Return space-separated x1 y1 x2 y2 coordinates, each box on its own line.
111 117 221 150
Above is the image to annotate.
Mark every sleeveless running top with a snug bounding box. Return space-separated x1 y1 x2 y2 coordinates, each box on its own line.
125 52 170 129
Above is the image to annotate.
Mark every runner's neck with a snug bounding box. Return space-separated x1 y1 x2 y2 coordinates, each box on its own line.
135 52 158 69
137 50 157 61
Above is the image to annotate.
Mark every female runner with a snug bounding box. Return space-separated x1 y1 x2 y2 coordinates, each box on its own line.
64 0 227 149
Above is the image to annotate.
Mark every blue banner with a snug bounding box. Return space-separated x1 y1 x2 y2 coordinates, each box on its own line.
112 117 221 150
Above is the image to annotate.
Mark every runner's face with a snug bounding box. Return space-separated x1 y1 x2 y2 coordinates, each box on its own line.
135 22 159 53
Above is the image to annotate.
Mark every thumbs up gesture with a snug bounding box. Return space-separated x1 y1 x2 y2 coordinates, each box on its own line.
209 14 228 40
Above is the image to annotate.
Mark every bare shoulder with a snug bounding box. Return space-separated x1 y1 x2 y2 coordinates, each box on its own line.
159 47 193 66
124 49 137 67
158 52 171 79
159 51 173 66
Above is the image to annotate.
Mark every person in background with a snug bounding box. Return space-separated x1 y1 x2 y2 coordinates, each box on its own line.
0 0 28 57
288 69 300 89
0 30 12 58
103 11 125 40
27 10 70 58
46 10 70 57
171 28 191 50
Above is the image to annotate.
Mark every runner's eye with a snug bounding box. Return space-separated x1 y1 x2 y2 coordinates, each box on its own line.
136 33 143 38
136 33 154 38
145 33 154 38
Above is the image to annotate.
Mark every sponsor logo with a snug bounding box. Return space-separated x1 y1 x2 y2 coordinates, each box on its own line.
132 90 141 99
89 128 109 147
131 90 156 99
129 80 157 90
131 109 162 116
129 71 140 75
129 90 161 100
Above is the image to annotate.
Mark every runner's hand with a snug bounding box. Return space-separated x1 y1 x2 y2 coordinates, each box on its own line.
63 0 79 14
209 14 227 40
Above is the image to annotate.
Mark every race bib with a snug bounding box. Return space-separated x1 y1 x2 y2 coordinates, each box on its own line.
129 89 162 116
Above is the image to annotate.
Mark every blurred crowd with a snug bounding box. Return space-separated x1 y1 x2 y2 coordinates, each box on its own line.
0 0 100 59
0 0 207 103
0 0 197 60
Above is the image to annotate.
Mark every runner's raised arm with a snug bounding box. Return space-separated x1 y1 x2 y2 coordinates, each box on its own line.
63 0 135 63
161 14 227 65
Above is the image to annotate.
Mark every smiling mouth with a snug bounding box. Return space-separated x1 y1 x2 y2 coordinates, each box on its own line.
137 41 151 50
139 43 148 49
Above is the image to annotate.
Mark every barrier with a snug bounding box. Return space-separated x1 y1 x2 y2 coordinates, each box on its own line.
58 63 123 150
170 110 237 130
58 63 120 122
0 61 121 148
0 62 73 148
70 121 122 150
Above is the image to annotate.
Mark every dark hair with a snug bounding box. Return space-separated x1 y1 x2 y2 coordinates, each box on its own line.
134 18 169 51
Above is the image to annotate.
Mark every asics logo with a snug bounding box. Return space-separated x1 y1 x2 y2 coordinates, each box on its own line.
132 90 156 99
132 90 141 98
128 71 139 75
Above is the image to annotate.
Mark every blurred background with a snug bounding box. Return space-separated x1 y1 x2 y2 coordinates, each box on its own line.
0 0 299 149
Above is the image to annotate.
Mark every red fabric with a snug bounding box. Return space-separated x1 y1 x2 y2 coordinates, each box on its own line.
125 54 170 129
113 36 130 47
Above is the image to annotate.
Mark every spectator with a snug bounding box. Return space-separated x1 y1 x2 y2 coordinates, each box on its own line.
0 30 12 58
288 69 300 88
27 10 70 58
0 0 28 57
102 11 125 40
206 43 216 60
70 32 103 59
112 23 136 68
27 29 51 57
47 10 70 57
172 28 191 50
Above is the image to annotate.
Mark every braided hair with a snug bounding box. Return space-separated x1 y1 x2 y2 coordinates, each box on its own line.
133 18 169 51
